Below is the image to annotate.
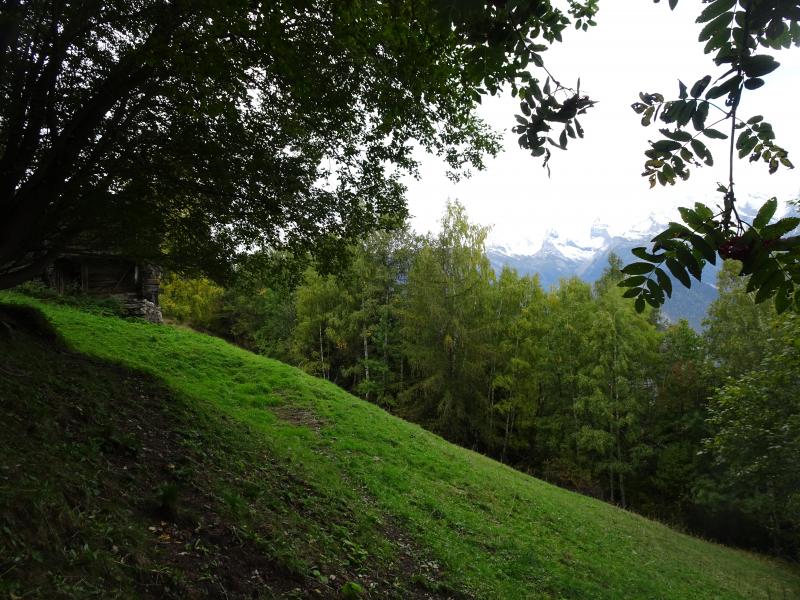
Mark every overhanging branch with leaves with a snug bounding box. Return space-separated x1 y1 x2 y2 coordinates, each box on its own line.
619 0 800 314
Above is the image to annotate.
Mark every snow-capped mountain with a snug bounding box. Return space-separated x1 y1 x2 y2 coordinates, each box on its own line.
484 198 797 329
487 216 719 329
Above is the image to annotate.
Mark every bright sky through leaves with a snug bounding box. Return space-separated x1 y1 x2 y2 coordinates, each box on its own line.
405 1 800 253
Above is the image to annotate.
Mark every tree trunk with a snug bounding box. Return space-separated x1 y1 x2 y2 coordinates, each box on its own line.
609 465 615 504
319 323 326 379
488 364 495 454
383 296 389 392
363 332 370 401
501 408 513 464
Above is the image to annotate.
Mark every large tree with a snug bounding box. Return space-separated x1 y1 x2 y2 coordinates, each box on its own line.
0 0 597 288
400 200 495 445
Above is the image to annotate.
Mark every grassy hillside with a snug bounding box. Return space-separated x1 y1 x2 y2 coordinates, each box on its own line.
2 293 799 599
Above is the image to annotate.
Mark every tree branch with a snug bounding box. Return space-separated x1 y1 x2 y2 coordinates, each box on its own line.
0 10 182 267
0 248 58 290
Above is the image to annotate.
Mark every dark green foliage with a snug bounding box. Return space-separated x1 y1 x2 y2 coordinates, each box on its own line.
619 199 800 314
628 1 800 312
693 264 800 554
702 313 800 555
0 0 600 289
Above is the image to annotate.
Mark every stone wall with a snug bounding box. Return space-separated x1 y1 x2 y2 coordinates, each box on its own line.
121 298 163 324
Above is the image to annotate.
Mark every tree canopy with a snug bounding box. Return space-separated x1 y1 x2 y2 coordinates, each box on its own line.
0 0 597 289
3 0 799 312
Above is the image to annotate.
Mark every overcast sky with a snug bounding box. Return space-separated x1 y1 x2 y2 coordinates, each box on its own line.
404 2 800 253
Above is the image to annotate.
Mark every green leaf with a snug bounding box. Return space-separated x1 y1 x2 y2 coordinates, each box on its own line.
661 163 676 184
631 246 666 262
753 198 778 229
623 287 641 298
706 75 742 100
618 275 647 288
652 140 682 152
705 229 725 247
621 262 656 275
754 269 784 304
702 128 728 139
654 238 681 251
739 245 770 276
675 244 702 280
704 23 730 54
690 138 713 165
678 80 688 99
746 259 779 293
643 291 660 308
696 0 736 24
694 202 714 220
743 55 780 78
634 296 646 313
761 217 800 240
655 267 673 298
665 221 694 238
660 128 693 142
744 78 765 90
677 100 696 127
737 135 758 159
690 75 712 98
641 105 655 126
735 129 750 150
699 11 734 42
688 234 716 264
666 258 691 288
660 101 682 124
691 101 710 131
678 207 712 233
646 278 665 303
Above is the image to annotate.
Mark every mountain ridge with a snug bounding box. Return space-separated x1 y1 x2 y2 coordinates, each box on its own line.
487 215 720 329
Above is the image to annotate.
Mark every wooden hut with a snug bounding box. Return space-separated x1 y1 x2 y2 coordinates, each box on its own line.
46 251 163 323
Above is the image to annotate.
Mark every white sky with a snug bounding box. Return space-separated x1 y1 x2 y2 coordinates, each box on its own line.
404 2 800 253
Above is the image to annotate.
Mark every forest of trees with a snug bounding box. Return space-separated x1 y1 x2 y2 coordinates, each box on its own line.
162 201 800 558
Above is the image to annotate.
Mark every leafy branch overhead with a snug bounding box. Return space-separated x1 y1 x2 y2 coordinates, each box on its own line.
441 0 601 173
513 76 596 174
620 0 800 314
0 0 600 290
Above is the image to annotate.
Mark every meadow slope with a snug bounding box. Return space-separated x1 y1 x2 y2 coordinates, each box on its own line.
2 293 798 599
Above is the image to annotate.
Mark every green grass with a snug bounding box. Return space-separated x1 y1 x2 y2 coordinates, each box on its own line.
2 292 799 599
